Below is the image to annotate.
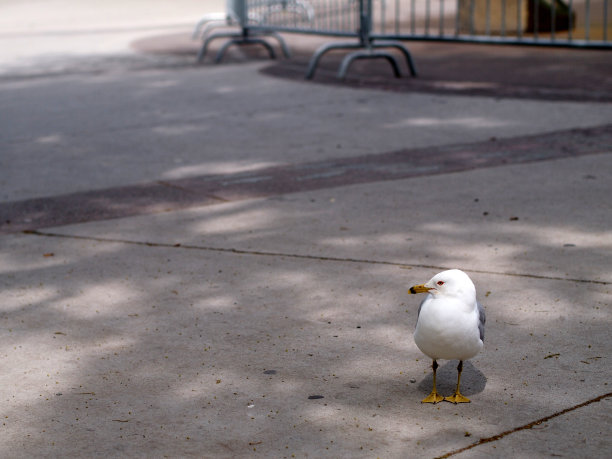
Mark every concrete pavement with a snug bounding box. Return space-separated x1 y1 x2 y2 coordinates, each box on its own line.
1 1 611 458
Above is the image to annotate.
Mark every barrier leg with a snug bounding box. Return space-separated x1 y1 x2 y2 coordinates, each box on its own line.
306 38 417 80
269 31 291 58
198 31 239 63
372 41 417 76
305 42 363 79
215 38 276 63
337 50 402 79
198 29 288 64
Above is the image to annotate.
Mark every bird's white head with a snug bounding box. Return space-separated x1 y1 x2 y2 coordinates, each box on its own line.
409 269 476 301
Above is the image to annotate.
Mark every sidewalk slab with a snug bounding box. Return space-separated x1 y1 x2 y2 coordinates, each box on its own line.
1 2 611 457
43 153 612 284
2 151 610 457
1 228 610 458
465 396 612 458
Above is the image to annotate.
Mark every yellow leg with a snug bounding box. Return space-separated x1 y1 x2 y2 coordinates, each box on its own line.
445 360 471 403
421 360 444 403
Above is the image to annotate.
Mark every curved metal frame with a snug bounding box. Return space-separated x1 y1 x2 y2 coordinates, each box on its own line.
197 28 290 63
305 1 417 80
306 39 417 79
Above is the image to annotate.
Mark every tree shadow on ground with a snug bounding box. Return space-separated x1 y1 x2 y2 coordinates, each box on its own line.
2 185 610 457
1 62 611 457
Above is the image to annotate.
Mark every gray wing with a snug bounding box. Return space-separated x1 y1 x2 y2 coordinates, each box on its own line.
477 301 486 341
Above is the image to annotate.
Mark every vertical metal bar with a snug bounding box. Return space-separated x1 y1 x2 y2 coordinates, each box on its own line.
567 0 573 41
395 0 400 34
321 0 325 30
381 0 386 34
455 0 460 36
236 0 246 28
319 0 324 31
604 0 609 42
365 0 372 43
355 0 360 37
501 0 506 37
551 0 556 41
485 0 491 36
440 0 445 36
346 0 350 33
534 0 539 40
517 0 523 39
425 0 431 35
470 0 475 36
411 0 416 35
585 0 591 41
333 0 337 32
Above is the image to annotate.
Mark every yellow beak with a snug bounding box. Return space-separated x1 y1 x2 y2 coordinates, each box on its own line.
408 284 430 294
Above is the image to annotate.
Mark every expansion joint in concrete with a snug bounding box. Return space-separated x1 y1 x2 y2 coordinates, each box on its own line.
22 230 611 286
436 391 612 458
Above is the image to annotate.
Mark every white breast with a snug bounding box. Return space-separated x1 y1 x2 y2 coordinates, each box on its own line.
414 296 483 361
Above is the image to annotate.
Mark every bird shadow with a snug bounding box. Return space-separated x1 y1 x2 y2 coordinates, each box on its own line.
417 360 486 396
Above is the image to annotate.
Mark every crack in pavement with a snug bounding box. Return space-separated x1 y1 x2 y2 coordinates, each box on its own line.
22 230 611 286
436 391 612 458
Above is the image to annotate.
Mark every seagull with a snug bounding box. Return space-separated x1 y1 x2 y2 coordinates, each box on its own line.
409 269 485 404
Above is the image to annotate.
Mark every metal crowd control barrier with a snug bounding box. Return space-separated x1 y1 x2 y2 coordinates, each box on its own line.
196 1 611 78
246 0 418 78
195 0 291 63
367 0 610 48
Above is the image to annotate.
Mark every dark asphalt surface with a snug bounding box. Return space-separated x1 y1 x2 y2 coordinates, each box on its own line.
133 32 612 102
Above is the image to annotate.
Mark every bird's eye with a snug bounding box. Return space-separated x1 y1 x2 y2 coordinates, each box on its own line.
437 281 445 286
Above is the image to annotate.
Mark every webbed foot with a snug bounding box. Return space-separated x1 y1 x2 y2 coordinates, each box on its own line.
444 392 471 404
421 391 444 404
